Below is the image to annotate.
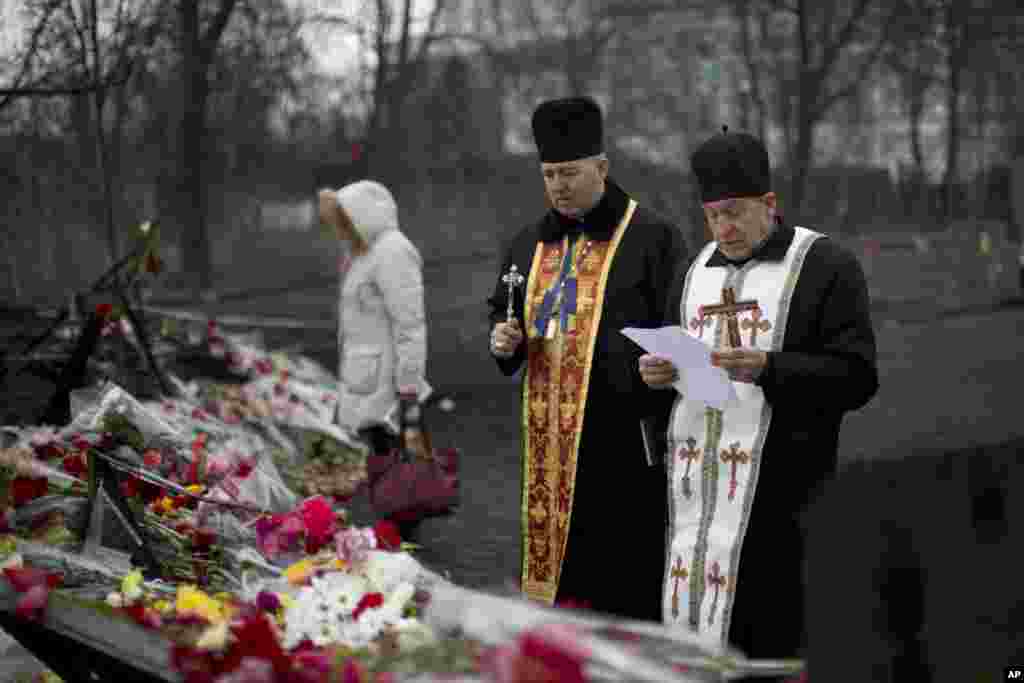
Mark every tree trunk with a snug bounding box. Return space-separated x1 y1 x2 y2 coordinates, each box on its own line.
942 0 963 221
176 0 215 295
790 0 815 216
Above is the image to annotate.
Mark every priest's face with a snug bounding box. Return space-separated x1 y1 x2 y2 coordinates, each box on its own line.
541 155 609 218
703 193 777 260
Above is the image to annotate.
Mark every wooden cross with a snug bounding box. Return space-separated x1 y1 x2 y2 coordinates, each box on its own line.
741 307 772 346
720 442 750 501
707 561 727 626
677 436 702 500
501 264 525 323
670 556 688 619
699 287 759 348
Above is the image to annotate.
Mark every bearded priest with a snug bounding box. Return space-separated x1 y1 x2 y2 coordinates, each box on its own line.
486 96 688 620
639 127 879 676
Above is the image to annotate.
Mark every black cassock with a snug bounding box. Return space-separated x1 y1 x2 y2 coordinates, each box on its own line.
655 222 879 670
486 179 687 621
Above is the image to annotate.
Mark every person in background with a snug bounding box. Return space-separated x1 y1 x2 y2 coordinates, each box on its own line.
320 180 432 534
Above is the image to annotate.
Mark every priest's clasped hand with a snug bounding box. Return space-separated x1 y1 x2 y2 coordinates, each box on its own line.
639 354 679 388
491 319 523 358
711 348 768 383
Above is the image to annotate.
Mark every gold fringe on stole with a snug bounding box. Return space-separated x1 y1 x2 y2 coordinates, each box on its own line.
519 200 637 604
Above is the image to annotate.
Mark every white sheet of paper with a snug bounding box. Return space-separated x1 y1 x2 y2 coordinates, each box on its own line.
621 326 738 409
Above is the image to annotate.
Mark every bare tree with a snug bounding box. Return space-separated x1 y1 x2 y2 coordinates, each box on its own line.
310 0 450 179
164 0 240 297
1 0 159 265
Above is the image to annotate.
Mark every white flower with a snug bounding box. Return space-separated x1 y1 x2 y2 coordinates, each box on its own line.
393 618 438 651
360 550 423 595
106 593 124 608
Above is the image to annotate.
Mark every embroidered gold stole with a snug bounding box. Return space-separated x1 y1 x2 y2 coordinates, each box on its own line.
520 200 637 604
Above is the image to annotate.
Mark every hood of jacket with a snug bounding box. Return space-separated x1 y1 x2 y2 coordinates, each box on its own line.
334 180 399 245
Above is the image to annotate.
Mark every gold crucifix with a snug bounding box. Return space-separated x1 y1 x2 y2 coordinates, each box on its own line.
670 556 689 619
699 288 759 349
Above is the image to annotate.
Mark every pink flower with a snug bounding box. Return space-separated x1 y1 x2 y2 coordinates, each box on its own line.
205 455 231 480
214 657 274 683
334 527 377 565
254 359 273 375
255 591 280 613
28 428 59 447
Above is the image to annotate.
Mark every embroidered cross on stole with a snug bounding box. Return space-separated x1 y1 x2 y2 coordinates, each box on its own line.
519 199 637 605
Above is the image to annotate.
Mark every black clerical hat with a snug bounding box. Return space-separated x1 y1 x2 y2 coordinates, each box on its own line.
691 125 772 202
531 97 604 163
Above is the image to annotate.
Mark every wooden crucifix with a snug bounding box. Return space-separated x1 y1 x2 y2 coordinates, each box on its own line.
720 442 751 501
670 556 688 619
699 287 759 349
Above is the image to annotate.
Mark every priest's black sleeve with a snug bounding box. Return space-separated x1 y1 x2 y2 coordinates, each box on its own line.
486 227 532 376
756 242 879 412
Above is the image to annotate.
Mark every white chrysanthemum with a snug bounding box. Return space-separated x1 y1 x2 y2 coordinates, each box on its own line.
283 573 371 648
360 550 423 595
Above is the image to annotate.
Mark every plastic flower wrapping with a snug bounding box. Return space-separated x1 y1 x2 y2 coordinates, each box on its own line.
0 328 806 683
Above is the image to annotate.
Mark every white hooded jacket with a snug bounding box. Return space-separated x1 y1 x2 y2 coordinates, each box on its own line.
333 180 431 433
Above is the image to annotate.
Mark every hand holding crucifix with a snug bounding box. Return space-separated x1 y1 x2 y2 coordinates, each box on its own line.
501 264 525 324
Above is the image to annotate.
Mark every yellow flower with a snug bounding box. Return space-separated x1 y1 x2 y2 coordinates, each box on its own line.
195 620 230 651
186 484 204 496
121 569 144 602
176 585 225 623
153 599 171 614
284 558 314 585
278 593 294 611
158 497 175 514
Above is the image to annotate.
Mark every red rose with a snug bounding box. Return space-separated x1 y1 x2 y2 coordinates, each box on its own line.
62 454 86 478
234 460 254 479
10 477 48 507
373 520 402 551
192 527 217 551
95 303 114 319
120 476 140 499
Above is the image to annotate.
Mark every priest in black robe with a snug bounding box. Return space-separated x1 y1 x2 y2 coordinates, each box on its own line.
486 96 687 620
640 127 879 676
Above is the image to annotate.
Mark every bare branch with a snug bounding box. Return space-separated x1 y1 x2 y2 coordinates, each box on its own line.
200 0 240 64
0 69 132 97
816 0 872 76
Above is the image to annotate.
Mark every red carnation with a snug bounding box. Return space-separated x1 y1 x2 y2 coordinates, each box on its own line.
352 592 384 621
221 614 290 676
143 449 162 468
373 520 402 551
